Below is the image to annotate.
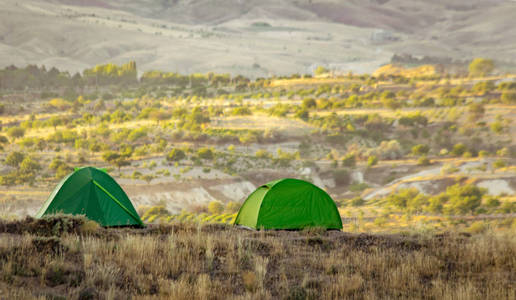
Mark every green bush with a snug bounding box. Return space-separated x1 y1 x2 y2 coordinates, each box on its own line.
255 149 271 159
411 144 430 156
197 147 214 160
451 143 467 156
493 159 507 169
417 156 431 166
444 184 485 215
367 155 378 167
7 126 26 140
4 151 26 167
167 148 186 162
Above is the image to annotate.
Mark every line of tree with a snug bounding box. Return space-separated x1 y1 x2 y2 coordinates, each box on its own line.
0 62 255 91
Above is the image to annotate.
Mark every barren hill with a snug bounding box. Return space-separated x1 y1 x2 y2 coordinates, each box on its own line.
1 0 516 76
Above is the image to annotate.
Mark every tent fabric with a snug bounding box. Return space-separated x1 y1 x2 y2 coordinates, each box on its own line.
36 167 144 227
234 178 342 230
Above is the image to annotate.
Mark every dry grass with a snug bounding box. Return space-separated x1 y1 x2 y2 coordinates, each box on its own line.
0 215 515 299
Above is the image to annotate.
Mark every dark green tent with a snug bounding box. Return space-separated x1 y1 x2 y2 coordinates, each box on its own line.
234 178 342 230
36 167 144 227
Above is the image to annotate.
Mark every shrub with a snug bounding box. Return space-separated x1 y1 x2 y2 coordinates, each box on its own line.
451 143 467 156
417 156 431 166
444 184 485 215
208 201 224 215
294 109 309 121
493 159 506 169
484 197 501 208
7 126 25 141
498 202 516 213
197 148 214 160
4 151 26 167
385 188 421 210
411 144 430 156
378 140 403 160
490 121 504 134
478 150 489 158
231 107 252 116
367 155 378 166
255 149 271 159
302 98 316 109
500 91 516 104
167 149 186 162
19 156 41 174
467 221 488 234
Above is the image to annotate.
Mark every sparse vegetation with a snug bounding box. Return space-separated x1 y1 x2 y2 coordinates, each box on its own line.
0 60 515 299
0 215 515 299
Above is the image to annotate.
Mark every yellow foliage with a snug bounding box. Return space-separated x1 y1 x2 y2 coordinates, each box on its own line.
373 64 437 78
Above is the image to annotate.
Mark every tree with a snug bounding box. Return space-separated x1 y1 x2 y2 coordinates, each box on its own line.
102 151 129 172
166 148 186 162
47 116 63 131
468 58 494 77
4 151 26 167
314 66 329 76
7 127 25 141
19 156 41 175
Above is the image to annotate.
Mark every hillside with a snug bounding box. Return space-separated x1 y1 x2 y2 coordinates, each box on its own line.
1 0 516 76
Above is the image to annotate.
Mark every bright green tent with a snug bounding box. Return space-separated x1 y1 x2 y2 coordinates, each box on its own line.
234 178 342 230
36 167 144 227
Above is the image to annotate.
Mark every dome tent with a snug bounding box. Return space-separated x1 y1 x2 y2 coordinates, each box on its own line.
234 178 342 230
36 167 144 227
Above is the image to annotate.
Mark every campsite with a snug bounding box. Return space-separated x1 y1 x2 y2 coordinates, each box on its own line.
0 0 516 298
0 61 515 299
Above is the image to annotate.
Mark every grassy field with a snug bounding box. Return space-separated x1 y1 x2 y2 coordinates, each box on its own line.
0 215 515 299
